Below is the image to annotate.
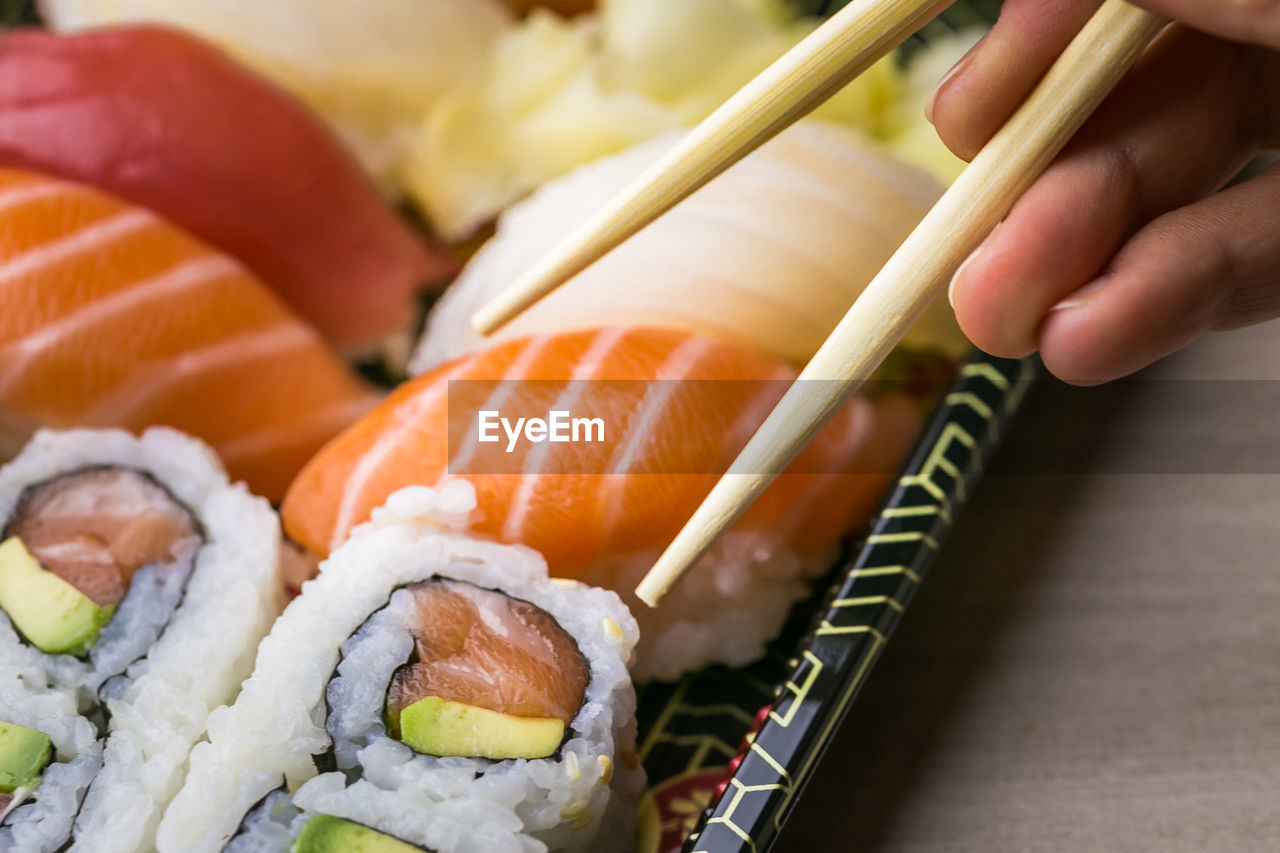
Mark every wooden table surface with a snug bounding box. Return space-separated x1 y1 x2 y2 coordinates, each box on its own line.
777 320 1280 851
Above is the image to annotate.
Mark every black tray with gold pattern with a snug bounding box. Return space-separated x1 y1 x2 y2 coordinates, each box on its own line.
635 352 1034 853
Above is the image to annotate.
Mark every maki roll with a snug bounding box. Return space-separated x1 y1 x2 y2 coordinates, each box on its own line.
0 428 284 852
160 481 641 853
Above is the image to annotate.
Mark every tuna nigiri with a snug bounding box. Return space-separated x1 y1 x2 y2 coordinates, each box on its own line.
39 0 514 189
0 26 457 349
283 327 923 678
0 168 378 500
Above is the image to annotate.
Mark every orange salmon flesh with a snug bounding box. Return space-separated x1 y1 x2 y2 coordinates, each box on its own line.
4 467 201 607
0 169 378 500
283 327 924 578
385 580 589 735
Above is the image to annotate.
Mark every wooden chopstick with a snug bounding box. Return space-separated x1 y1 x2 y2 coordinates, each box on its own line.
635 0 1168 607
469 0 953 336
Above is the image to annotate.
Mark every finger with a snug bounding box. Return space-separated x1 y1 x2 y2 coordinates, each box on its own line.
928 0 1103 160
948 27 1264 359
1038 161 1280 385
1130 0 1280 48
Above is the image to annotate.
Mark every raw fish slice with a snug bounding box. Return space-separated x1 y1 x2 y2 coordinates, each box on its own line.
0 26 457 349
282 327 922 573
0 169 378 500
39 0 513 188
5 467 202 607
412 122 964 372
384 579 590 731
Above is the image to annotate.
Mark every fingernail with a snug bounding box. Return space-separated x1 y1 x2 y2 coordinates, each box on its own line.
925 33 985 125
1050 274 1112 312
948 247 980 309
948 224 998 308
924 85 940 125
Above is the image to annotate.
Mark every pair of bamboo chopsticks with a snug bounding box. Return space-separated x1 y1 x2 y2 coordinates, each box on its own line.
472 0 1169 607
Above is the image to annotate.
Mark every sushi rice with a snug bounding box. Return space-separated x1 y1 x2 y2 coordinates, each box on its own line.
159 480 642 853
0 427 284 853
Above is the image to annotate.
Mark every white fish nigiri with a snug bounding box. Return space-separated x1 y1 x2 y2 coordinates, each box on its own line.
412 120 968 373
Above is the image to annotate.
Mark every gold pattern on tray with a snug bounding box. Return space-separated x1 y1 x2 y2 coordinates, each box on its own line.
813 622 886 639
670 704 757 725
638 768 729 853
902 420 979 503
769 651 823 727
849 564 922 582
866 530 940 549
702 777 792 853
779 626 886 822
640 684 747 768
945 391 996 420
831 594 905 613
960 361 1013 390
667 788 715 834
881 503 953 523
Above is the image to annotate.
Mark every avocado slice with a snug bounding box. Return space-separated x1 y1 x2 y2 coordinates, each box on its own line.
398 696 565 760
292 815 426 852
0 721 52 793
0 537 116 655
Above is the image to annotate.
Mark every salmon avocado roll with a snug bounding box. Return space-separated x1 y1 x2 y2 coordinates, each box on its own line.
160 481 640 853
0 428 283 853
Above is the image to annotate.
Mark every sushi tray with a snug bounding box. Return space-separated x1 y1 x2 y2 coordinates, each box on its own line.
635 352 1034 853
0 1 1017 852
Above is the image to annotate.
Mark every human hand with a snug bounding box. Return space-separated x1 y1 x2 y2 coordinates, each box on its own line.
929 0 1280 384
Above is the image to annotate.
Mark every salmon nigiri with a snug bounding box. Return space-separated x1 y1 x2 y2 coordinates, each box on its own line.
0 26 457 349
283 327 923 678
0 168 377 500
